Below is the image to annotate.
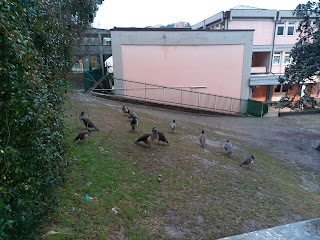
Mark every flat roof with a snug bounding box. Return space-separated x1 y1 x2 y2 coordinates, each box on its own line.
111 27 254 32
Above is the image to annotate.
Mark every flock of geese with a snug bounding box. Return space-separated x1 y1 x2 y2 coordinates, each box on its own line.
75 104 255 168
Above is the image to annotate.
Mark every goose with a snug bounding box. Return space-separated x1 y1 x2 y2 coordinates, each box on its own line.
134 127 158 146
156 130 169 144
74 130 90 141
223 140 233 155
199 130 206 147
169 120 177 132
79 112 99 131
130 116 138 130
122 104 129 114
128 110 138 120
240 155 255 167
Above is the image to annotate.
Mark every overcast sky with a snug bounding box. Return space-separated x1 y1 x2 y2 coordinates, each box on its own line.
92 0 309 29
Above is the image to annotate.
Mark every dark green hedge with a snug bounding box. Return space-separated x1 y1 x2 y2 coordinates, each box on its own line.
0 0 102 238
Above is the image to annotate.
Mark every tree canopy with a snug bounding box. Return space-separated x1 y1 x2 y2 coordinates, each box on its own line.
279 0 320 108
0 0 103 239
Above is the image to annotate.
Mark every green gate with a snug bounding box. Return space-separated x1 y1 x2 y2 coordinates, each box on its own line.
246 99 268 117
84 68 104 91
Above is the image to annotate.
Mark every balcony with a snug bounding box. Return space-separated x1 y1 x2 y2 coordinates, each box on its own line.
251 66 267 74
250 73 283 86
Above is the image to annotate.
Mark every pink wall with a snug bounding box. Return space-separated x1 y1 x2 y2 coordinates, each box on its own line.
274 22 300 45
271 65 283 74
121 44 244 99
228 20 274 45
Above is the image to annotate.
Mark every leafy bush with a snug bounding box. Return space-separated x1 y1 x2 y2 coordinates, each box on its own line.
0 0 103 238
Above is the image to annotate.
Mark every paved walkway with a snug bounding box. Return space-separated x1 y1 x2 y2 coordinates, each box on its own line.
264 107 279 117
264 106 320 117
219 218 320 240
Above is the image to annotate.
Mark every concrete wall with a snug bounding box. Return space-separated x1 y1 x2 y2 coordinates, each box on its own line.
228 20 275 46
121 44 244 99
274 21 300 45
111 29 254 101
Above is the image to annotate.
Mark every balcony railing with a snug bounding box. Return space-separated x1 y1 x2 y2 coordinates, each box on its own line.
251 66 267 74
86 77 268 117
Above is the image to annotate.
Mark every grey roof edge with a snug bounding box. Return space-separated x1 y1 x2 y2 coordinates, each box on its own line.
191 7 305 29
192 11 225 29
110 27 254 32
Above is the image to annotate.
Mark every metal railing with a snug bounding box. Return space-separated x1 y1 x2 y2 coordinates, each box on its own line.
91 78 269 116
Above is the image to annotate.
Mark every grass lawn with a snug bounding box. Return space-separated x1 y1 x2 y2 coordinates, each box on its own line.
39 90 320 239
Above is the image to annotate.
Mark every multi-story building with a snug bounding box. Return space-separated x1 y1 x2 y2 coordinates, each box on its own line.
73 28 112 75
192 5 319 102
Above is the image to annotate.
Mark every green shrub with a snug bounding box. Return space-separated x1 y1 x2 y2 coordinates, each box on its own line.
0 0 102 238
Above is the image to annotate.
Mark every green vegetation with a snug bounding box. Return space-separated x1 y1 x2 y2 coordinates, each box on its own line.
0 0 103 238
279 0 320 108
41 92 320 239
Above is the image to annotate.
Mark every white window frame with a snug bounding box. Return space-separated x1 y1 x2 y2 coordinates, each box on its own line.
284 53 291 65
273 52 281 65
287 22 295 36
277 23 285 36
102 37 111 46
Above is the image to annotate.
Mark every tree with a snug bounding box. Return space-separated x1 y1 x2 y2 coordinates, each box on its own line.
0 0 103 239
279 1 320 109
166 23 175 28
279 1 320 151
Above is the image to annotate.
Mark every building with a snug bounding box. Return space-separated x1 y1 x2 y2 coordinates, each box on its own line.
75 6 319 107
192 5 319 102
111 28 254 113
73 28 112 76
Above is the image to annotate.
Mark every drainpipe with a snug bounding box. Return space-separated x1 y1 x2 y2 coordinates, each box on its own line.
98 32 105 76
224 11 230 29
269 11 278 73
266 11 279 102
266 86 271 102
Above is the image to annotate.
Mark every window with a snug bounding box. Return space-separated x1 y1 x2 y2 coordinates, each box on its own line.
214 25 220 30
275 84 288 93
273 53 281 65
82 37 96 45
277 23 285 35
284 53 291 65
275 85 281 92
102 37 111 46
287 21 295 35
282 84 289 92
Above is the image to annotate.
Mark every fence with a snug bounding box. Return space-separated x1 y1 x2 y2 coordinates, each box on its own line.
89 77 268 116
247 99 269 117
84 68 114 91
84 68 103 91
